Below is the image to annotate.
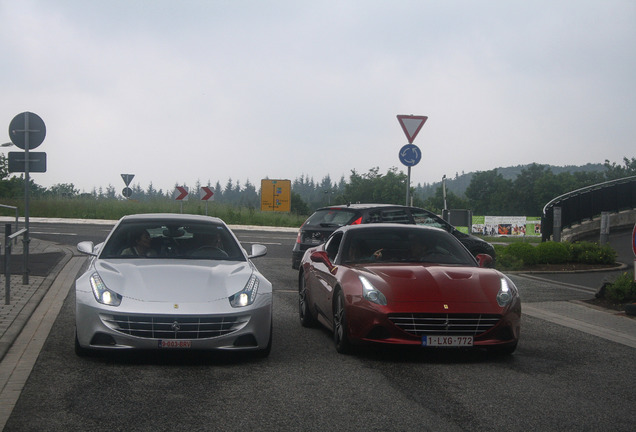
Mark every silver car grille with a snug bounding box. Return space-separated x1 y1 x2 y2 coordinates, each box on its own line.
388 313 501 337
102 314 249 339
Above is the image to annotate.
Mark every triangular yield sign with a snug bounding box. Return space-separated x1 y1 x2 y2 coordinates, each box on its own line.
121 173 135 186
397 115 428 144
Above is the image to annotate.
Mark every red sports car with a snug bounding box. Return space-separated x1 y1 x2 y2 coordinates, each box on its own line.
298 224 520 354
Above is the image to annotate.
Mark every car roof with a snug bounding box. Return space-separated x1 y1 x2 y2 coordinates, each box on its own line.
316 203 423 211
118 213 225 225
335 223 446 235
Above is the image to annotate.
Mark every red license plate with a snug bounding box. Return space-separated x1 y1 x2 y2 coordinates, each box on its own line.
158 340 192 349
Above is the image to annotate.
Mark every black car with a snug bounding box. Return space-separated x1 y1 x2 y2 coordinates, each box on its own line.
291 204 495 269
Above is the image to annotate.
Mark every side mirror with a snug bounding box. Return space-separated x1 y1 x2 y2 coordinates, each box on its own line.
248 244 267 259
310 251 337 273
77 241 96 256
476 253 494 268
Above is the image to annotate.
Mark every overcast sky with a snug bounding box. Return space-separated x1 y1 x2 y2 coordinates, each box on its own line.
1 1 634 195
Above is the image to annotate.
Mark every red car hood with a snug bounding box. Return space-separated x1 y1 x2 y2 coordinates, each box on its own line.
361 264 503 305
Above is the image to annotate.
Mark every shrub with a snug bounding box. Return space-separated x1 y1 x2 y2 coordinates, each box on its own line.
503 242 538 266
569 241 616 264
535 241 570 264
604 272 636 302
495 253 524 271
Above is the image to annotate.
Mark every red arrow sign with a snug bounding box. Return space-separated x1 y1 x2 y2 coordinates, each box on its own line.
174 186 188 201
200 186 214 201
397 114 428 144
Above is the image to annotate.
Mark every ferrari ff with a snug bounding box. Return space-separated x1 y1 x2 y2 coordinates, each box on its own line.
75 214 273 357
298 224 520 354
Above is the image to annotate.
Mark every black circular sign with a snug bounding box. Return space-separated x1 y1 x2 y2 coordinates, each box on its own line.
122 187 133 198
9 112 46 150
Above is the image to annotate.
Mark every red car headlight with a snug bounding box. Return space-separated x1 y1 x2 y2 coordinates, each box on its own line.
359 275 387 306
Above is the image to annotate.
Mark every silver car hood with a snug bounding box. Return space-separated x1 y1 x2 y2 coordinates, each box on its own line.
93 259 253 302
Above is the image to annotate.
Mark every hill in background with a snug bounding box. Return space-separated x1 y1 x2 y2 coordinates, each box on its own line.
415 162 605 200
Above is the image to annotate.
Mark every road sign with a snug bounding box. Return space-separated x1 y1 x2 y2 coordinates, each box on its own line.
122 187 132 198
8 151 47 173
200 186 214 201
399 144 421 167
9 112 46 150
121 174 135 186
174 186 189 201
397 114 427 144
261 179 291 212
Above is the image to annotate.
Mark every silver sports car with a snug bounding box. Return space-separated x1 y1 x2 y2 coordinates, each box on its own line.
75 214 273 357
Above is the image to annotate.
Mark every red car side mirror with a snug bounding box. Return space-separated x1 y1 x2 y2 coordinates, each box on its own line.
310 251 337 273
476 253 494 268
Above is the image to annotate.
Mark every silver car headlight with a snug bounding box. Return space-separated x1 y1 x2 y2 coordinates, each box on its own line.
497 277 516 307
90 273 122 307
360 275 387 306
230 274 259 308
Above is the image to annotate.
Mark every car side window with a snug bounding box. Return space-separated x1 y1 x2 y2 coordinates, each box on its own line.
324 232 343 262
381 209 410 224
411 209 447 229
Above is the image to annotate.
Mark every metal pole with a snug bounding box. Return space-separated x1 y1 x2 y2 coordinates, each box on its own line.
406 166 411 206
442 175 447 211
5 224 10 304
23 113 30 285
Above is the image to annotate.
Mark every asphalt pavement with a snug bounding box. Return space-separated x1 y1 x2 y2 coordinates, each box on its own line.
0 235 635 430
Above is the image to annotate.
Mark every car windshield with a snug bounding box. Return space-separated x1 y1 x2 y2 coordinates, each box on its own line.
343 227 476 266
99 220 245 261
303 208 358 227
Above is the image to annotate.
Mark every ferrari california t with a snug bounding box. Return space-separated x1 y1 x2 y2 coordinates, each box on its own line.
75 214 273 357
298 224 520 354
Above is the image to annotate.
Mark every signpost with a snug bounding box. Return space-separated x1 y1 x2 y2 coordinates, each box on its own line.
396 115 428 206
8 111 47 284
200 186 214 215
121 174 134 199
174 186 189 213
260 179 291 212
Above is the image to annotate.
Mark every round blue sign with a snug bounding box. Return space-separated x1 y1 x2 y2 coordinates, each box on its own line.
399 144 421 167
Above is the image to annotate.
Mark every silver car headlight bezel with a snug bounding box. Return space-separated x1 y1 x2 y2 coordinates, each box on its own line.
229 274 259 308
90 272 122 307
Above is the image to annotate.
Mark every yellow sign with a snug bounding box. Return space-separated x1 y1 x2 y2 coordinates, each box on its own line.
261 179 291 212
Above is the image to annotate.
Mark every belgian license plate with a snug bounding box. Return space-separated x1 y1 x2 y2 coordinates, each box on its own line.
158 340 192 349
422 336 473 347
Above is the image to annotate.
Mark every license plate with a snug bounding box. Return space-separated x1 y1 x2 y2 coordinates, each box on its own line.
422 336 473 347
158 340 192 349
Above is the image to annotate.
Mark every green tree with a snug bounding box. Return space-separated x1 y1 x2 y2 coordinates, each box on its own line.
465 169 514 215
604 157 636 180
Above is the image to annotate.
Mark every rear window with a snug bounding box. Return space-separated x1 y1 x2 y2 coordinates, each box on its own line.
304 209 359 228
411 209 448 229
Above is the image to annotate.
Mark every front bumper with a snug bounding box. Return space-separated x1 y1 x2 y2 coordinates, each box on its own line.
75 290 273 352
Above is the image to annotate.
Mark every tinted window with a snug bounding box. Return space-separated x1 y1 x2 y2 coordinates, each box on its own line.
324 232 343 262
411 209 449 230
369 208 410 224
304 209 358 227
100 220 244 260
343 227 475 266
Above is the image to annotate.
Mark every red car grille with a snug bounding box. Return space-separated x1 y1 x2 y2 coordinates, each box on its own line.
103 314 249 339
388 313 501 337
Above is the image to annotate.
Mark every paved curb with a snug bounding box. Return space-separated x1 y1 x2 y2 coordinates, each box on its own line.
0 243 74 362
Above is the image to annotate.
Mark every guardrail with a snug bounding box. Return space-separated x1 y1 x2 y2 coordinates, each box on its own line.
541 176 636 241
0 204 20 245
3 226 27 305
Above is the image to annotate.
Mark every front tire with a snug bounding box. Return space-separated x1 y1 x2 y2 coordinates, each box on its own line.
333 290 352 354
